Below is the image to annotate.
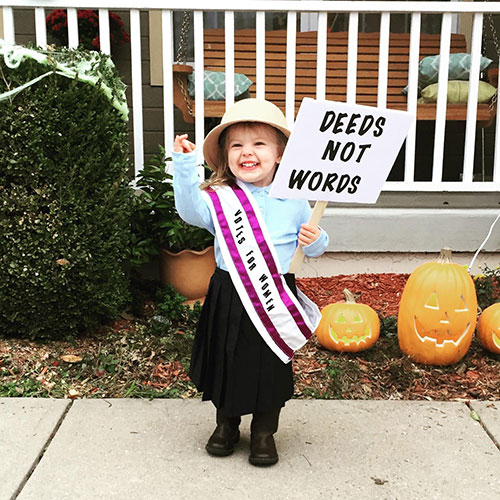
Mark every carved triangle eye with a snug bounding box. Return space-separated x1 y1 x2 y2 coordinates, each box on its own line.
455 294 469 312
425 292 439 310
352 314 363 323
335 313 347 324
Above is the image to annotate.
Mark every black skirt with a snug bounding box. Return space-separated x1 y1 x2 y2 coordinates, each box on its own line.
189 268 295 416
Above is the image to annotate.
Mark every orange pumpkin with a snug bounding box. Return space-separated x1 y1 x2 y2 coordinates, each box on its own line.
397 248 477 365
477 303 500 354
315 289 380 352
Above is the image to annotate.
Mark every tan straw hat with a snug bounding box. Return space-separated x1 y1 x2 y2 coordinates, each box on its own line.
203 98 291 169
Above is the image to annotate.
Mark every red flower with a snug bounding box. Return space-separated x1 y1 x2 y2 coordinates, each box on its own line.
109 12 123 27
46 9 66 24
46 8 130 51
121 29 130 44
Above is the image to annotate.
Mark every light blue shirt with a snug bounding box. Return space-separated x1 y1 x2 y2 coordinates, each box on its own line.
173 150 329 273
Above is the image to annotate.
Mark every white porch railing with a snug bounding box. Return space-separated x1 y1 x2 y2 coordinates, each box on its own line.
2 1 500 194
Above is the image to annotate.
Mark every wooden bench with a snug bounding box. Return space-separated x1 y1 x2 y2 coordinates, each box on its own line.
173 29 497 127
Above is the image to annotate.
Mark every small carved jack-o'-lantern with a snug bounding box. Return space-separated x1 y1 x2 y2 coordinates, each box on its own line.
397 248 477 365
477 303 500 355
315 289 380 352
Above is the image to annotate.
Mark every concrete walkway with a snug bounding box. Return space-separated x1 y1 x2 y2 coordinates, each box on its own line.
0 398 499 500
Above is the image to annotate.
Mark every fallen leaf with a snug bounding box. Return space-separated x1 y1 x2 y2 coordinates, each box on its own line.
60 354 82 364
67 389 80 399
470 410 480 422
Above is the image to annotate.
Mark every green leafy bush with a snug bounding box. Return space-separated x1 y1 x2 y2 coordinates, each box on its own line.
0 47 132 339
130 148 213 267
152 284 202 327
474 265 500 311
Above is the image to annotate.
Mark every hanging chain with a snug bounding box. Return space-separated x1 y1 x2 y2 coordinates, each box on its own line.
484 9 500 59
489 91 497 113
175 11 194 117
176 11 192 64
483 1 499 111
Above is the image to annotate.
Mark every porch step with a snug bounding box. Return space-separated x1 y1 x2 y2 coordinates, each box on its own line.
320 207 500 253
298 250 499 277
296 207 500 277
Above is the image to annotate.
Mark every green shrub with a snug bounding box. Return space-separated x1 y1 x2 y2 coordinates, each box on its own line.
474 265 500 311
0 47 132 339
153 284 202 326
130 148 213 267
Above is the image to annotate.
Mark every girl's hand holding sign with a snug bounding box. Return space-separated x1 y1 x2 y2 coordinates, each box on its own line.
172 98 329 468
298 223 321 247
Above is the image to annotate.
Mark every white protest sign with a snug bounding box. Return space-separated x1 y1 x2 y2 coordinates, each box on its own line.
270 98 414 204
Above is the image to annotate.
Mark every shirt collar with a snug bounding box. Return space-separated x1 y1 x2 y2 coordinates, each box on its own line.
242 181 272 194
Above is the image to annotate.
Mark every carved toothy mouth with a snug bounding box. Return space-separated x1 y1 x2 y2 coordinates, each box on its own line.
329 325 372 346
413 316 471 348
493 332 500 350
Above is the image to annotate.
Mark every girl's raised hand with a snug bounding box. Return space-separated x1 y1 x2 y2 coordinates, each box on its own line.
298 223 321 247
174 134 196 153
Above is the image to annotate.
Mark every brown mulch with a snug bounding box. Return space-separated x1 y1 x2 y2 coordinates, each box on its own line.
297 273 409 317
145 360 191 391
1 273 499 400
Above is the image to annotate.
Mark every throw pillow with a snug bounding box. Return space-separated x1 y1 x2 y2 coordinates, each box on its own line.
187 70 253 100
420 80 497 104
419 53 493 88
402 52 493 95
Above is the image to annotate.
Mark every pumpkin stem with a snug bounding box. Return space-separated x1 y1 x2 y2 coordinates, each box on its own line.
343 288 357 303
438 247 453 264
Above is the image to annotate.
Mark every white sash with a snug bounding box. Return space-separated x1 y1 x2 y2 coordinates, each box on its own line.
201 180 321 363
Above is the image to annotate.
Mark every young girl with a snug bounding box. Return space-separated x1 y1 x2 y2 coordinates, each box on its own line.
173 98 329 466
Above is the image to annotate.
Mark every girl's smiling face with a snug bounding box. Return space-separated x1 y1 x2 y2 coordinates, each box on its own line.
225 123 284 187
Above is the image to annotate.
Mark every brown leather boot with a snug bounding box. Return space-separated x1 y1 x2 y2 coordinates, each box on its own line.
205 410 241 456
249 409 280 466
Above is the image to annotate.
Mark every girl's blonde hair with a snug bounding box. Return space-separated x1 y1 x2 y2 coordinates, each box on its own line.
201 122 288 190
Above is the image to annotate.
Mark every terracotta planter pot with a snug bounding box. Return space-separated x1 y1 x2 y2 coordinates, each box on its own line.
159 246 216 300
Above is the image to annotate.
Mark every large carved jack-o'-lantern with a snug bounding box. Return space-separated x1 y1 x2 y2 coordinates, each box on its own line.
397 248 478 365
316 289 380 352
477 303 500 355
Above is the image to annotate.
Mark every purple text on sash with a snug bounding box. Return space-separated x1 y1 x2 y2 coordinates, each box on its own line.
206 189 295 360
232 184 312 340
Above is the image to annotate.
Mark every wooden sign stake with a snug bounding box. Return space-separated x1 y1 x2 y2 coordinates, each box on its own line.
288 200 328 274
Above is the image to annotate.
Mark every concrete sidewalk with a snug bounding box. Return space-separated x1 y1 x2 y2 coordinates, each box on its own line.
0 399 499 500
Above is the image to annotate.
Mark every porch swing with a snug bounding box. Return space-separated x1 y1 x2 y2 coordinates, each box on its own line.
172 10 498 128
477 10 499 181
